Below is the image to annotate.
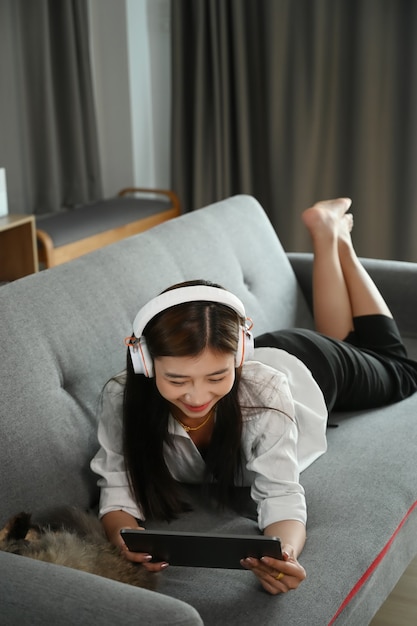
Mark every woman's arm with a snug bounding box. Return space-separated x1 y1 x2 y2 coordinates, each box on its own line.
239 365 312 593
102 510 168 572
91 378 146 521
264 519 306 555
101 510 142 548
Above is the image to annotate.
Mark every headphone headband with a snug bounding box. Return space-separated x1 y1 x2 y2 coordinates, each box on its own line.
128 285 254 376
132 286 246 338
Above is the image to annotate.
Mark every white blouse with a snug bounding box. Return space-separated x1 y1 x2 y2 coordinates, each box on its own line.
90 347 328 530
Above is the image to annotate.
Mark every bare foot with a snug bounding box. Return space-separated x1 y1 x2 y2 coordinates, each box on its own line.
302 198 352 243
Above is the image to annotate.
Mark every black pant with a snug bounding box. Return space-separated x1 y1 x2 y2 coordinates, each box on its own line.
255 315 417 412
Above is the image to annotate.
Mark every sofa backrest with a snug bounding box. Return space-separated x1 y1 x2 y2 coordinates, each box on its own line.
0 195 313 520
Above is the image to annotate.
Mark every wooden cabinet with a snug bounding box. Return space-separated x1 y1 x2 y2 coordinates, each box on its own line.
0 214 39 282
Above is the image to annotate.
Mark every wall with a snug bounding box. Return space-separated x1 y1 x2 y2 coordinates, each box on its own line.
88 0 171 197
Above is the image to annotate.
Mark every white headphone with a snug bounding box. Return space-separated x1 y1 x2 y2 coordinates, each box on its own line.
126 285 254 377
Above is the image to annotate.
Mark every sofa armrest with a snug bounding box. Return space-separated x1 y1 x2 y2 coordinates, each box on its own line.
287 252 417 338
1 552 203 626
287 253 314 312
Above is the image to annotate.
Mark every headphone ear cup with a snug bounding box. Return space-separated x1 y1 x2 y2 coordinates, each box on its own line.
235 326 254 367
129 337 154 377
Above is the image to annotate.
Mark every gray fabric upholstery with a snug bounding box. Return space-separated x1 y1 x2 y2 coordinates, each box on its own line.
2 551 203 626
1 194 417 625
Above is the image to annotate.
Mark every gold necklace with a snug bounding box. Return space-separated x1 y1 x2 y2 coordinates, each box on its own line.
172 407 215 432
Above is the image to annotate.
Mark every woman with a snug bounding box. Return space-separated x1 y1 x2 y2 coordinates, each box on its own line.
91 198 417 595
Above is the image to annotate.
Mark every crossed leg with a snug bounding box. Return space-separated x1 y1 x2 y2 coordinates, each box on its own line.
302 198 392 340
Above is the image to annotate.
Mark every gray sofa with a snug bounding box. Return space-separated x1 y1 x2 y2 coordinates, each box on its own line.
1 195 417 625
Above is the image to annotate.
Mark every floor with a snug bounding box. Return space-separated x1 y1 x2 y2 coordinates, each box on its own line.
370 554 417 625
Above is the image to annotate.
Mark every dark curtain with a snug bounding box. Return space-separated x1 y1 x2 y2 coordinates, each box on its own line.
171 0 417 262
0 0 102 215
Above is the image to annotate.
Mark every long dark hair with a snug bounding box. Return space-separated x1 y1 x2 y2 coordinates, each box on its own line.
123 280 244 521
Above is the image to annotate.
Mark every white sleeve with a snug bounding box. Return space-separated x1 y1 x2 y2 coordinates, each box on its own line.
240 363 308 530
253 347 328 471
90 377 145 521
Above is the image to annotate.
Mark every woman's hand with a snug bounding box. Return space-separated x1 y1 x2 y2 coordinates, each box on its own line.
241 544 306 595
101 510 169 573
119 527 169 573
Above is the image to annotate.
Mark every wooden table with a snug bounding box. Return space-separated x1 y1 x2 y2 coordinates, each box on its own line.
0 214 39 282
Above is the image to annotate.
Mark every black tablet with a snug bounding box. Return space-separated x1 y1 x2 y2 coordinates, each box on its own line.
120 529 282 569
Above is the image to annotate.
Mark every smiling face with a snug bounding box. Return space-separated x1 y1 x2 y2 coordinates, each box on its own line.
154 347 236 421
